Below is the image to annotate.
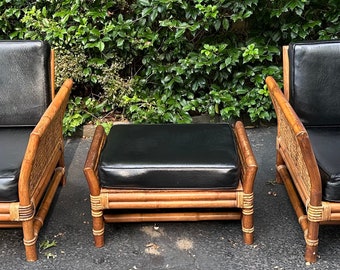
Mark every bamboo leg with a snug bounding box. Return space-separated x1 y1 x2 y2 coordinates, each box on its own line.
241 211 254 244
241 191 254 245
304 221 319 263
84 125 107 247
275 150 284 184
58 149 66 186
22 219 38 261
278 165 318 262
34 168 64 234
234 121 257 245
92 211 105 247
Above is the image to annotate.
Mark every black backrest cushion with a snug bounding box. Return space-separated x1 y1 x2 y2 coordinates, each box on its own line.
289 40 340 126
0 40 51 126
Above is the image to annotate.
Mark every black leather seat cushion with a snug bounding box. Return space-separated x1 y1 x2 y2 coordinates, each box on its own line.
0 40 51 127
98 124 240 190
0 127 33 202
289 40 340 126
307 127 340 202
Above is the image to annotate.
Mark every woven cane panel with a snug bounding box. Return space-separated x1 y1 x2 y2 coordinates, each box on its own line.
29 114 62 196
277 110 311 194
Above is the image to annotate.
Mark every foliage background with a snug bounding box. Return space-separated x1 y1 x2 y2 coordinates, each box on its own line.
0 0 339 135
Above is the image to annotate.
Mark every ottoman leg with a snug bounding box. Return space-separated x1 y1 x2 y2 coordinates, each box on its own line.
92 210 105 247
90 195 105 247
234 121 257 245
241 211 254 244
84 125 107 247
241 192 254 245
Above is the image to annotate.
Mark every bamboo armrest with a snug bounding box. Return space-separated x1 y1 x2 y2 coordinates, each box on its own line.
266 76 321 205
233 121 257 193
266 76 305 135
84 125 107 195
84 125 107 173
18 79 73 206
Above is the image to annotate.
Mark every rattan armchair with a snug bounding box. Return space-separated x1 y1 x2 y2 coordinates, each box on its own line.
266 40 340 262
0 40 72 261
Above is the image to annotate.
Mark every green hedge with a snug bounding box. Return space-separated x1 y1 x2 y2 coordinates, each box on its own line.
1 0 339 134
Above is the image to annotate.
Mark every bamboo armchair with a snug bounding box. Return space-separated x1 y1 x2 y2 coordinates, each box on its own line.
0 41 72 261
266 40 340 262
84 121 257 248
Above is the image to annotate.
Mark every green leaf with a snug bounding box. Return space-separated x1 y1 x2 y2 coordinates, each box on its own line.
139 0 150 7
175 28 185 39
116 38 124 47
97 41 105 52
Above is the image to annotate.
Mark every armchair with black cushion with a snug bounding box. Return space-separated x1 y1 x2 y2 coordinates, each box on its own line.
266 40 340 262
0 40 72 261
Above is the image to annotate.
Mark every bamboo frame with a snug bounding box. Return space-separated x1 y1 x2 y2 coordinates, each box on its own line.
266 45 340 263
84 121 258 248
0 49 73 261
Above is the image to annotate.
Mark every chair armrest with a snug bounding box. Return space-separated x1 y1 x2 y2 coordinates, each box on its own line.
266 76 322 206
233 121 258 194
18 79 73 206
84 125 107 196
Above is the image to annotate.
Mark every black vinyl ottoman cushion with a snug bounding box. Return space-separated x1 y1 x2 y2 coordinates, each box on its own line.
0 127 33 202
307 127 340 202
98 124 240 190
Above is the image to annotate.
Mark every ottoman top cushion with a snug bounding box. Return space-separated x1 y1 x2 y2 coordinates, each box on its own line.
98 124 240 190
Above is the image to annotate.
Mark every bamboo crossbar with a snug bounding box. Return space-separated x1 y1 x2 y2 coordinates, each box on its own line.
0 222 22 228
107 200 238 209
277 165 309 232
102 190 240 201
0 213 11 221
104 211 242 223
0 203 12 213
33 167 64 234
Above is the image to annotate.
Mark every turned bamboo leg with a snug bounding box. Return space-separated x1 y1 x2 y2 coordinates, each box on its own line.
304 221 319 263
241 209 254 244
92 207 105 247
22 219 38 261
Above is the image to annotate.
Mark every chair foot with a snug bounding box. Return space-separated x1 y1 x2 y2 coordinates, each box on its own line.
94 235 105 248
243 232 254 245
92 216 105 247
24 243 38 262
60 174 66 186
305 245 318 263
275 170 283 184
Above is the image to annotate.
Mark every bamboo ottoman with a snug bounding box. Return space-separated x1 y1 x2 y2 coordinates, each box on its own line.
83 121 257 247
